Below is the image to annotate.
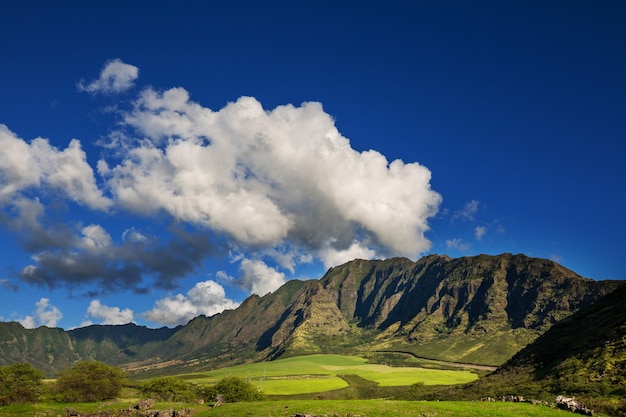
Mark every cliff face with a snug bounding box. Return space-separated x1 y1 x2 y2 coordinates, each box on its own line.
0 253 621 375
461 282 626 415
319 254 620 364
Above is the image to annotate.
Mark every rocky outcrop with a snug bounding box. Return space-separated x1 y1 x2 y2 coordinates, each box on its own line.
556 396 594 415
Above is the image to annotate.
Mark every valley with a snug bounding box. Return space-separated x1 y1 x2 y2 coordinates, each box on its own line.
1 253 624 416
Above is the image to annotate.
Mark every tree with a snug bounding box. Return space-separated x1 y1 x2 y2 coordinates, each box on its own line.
0 362 45 405
53 361 125 402
200 376 265 404
140 376 195 402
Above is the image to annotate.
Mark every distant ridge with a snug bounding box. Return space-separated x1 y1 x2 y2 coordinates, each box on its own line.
0 253 621 376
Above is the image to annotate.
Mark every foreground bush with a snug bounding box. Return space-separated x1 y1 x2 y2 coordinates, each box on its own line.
0 363 45 405
140 376 196 402
53 361 125 402
200 376 265 403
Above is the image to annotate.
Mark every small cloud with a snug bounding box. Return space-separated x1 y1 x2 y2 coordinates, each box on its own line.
83 299 134 325
142 280 239 326
319 240 376 269
215 270 234 283
18 298 63 329
475 225 487 241
239 259 286 296
452 200 479 222
78 59 139 94
550 254 564 264
0 279 18 291
122 227 147 243
446 238 471 252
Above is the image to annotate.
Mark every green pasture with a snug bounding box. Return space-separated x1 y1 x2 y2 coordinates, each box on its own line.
179 354 478 395
197 399 574 417
0 400 576 417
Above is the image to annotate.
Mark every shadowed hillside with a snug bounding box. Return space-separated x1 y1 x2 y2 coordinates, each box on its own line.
440 282 626 415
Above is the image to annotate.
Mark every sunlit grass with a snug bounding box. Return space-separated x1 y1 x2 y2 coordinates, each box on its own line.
178 354 477 394
259 376 348 395
195 399 573 417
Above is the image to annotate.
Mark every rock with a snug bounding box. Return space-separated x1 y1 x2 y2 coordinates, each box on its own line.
136 399 155 410
556 395 594 415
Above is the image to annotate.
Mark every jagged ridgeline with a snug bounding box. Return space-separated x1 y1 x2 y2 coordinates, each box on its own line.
0 253 621 376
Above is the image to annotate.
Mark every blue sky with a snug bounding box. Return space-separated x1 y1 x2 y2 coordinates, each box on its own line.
1 1 624 330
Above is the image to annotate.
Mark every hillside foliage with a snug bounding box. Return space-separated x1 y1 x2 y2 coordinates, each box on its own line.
53 361 126 402
140 376 196 402
0 362 44 405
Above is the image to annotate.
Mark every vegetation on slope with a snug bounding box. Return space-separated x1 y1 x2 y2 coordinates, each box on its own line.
432 282 626 415
0 254 620 376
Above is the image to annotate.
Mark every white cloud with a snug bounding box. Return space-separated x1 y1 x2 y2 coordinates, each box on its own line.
18 298 63 329
142 280 239 326
446 238 471 252
319 240 376 269
0 124 111 210
78 59 139 94
19 315 37 329
475 225 487 241
103 90 441 267
122 227 147 243
239 259 286 296
84 300 134 325
79 225 113 253
452 200 479 222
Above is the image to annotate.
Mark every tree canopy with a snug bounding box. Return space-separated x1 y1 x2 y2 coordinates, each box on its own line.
200 376 265 403
140 376 196 402
0 362 45 405
53 360 125 402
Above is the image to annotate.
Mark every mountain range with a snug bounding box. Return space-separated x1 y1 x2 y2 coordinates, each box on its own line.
0 253 622 377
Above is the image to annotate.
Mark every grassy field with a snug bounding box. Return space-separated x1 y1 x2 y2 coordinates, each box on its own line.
178 354 478 395
0 400 577 417
198 399 575 417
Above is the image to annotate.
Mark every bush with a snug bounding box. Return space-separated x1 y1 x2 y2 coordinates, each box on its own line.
0 363 45 405
140 376 196 402
200 376 265 404
53 361 125 402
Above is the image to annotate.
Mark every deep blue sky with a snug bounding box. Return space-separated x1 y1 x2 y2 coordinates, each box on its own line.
1 1 624 329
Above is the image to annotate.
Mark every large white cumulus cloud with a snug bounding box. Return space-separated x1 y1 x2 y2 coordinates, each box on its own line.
103 88 441 266
0 124 111 210
2 60 442 327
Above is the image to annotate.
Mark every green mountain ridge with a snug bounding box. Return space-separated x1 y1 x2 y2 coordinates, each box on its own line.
443 281 626 415
0 253 621 377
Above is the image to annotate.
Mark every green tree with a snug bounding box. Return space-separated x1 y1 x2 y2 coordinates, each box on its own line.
0 362 45 405
200 376 265 404
53 361 125 402
140 376 195 402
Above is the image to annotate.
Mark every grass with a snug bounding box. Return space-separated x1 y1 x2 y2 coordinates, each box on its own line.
258 376 348 395
0 400 577 417
195 399 575 417
178 354 478 395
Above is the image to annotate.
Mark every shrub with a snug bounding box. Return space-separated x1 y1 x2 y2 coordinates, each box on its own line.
200 376 265 403
53 360 125 402
140 376 196 402
0 363 45 405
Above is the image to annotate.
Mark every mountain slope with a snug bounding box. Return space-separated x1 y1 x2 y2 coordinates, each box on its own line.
457 282 626 414
320 253 621 364
0 253 621 375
